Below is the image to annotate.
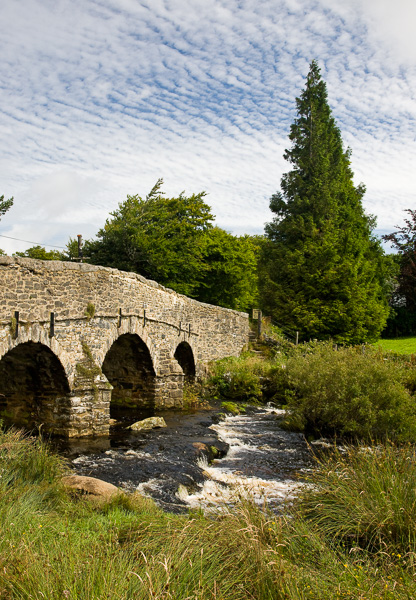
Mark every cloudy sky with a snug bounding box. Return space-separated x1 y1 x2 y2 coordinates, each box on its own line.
0 0 415 254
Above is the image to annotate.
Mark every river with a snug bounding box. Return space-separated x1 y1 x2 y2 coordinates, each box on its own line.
58 404 313 513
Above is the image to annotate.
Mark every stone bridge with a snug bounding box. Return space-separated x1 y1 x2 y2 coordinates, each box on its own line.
0 256 249 437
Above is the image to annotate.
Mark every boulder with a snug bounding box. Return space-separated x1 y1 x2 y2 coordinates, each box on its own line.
128 416 167 432
62 475 121 499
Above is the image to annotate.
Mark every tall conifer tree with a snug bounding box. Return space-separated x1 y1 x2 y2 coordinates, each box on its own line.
260 61 389 343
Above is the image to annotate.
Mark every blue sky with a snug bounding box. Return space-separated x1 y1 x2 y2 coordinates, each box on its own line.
0 0 415 254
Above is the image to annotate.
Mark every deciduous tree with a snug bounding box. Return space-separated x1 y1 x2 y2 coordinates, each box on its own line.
0 194 14 255
382 210 416 336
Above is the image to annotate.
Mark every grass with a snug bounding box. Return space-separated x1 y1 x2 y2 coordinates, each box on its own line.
375 336 416 355
1 427 416 598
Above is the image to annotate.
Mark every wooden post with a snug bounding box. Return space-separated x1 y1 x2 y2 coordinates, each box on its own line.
257 310 262 339
49 312 55 338
13 311 19 339
296 331 299 345
77 234 83 263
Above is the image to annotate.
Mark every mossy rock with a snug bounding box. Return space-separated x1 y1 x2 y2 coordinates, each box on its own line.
221 402 245 415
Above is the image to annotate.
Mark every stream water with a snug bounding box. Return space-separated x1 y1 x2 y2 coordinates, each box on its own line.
58 404 313 514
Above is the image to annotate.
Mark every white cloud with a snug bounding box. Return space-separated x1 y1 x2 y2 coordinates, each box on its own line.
0 0 415 254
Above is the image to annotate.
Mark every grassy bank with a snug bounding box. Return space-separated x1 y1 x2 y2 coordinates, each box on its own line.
208 335 416 442
1 428 416 598
375 336 416 355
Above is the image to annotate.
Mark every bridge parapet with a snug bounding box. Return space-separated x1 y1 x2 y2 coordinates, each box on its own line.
0 256 249 437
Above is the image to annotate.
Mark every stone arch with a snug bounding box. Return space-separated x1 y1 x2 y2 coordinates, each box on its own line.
101 333 157 417
0 341 71 435
0 323 74 386
174 341 196 382
98 318 160 376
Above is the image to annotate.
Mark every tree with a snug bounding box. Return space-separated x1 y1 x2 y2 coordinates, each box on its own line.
382 210 416 336
196 228 260 312
260 60 389 343
14 245 63 261
0 194 13 255
0 195 13 220
86 180 260 309
87 179 214 297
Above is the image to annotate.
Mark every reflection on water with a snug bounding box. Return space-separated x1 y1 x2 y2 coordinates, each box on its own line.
58 405 312 513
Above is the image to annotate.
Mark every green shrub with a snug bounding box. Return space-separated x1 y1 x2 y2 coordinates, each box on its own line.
208 353 271 402
281 343 416 441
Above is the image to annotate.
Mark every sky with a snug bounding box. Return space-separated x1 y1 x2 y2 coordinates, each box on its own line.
0 0 415 254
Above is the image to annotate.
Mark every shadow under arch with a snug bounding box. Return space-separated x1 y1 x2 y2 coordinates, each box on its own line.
0 341 71 434
102 333 157 418
174 341 196 382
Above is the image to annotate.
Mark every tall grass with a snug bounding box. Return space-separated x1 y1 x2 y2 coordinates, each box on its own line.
1 426 416 598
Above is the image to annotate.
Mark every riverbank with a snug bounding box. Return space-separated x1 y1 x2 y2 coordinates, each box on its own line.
57 404 312 514
1 428 415 599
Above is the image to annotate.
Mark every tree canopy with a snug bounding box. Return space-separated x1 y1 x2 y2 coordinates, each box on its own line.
260 60 389 343
14 245 63 261
86 180 258 310
0 194 14 255
86 179 213 297
0 195 13 221
195 228 260 311
382 210 416 336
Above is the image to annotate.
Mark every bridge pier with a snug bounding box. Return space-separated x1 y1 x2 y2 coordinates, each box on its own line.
66 380 111 438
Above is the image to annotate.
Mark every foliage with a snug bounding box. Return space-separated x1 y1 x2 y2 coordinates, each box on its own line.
280 343 416 441
0 194 14 256
14 245 63 260
296 443 416 555
0 194 13 220
86 179 213 297
383 210 416 336
221 401 245 415
182 381 208 409
208 352 275 403
260 61 389 344
85 302 96 321
85 180 259 308
195 227 260 311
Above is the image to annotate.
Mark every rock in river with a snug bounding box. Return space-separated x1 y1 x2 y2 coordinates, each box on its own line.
128 416 167 432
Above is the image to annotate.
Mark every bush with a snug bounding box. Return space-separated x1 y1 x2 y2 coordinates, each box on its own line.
208 353 272 402
280 343 416 441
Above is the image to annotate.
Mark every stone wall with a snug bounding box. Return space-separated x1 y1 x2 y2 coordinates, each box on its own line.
0 256 249 437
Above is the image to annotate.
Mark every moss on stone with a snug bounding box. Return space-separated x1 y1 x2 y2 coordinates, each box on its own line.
85 302 96 321
9 316 17 336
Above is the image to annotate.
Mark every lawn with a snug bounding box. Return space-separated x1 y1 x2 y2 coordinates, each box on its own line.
374 336 416 355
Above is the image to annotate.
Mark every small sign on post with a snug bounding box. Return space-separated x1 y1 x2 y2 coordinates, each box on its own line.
252 309 261 320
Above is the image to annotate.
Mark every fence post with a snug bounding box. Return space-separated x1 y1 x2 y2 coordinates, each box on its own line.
257 310 262 339
49 312 55 338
